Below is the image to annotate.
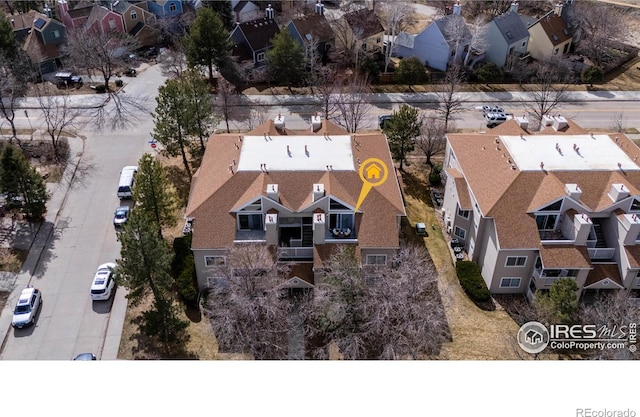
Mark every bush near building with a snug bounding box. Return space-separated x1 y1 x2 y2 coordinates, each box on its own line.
456 260 491 303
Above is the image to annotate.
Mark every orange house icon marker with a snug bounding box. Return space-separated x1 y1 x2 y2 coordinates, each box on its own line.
365 163 382 180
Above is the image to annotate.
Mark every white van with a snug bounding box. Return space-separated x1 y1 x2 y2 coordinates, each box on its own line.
117 166 138 199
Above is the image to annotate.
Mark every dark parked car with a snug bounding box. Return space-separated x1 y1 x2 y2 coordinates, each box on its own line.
378 114 392 129
54 71 83 88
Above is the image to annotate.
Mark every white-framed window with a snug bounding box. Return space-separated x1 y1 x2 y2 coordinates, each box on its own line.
366 255 387 265
553 48 559 55
500 277 521 288
454 226 466 240
376 37 381 44
131 10 138 20
109 18 116 29
505 256 527 267
169 3 177 12
205 256 226 267
457 207 470 219
256 52 265 62
53 29 60 38
521 41 526 48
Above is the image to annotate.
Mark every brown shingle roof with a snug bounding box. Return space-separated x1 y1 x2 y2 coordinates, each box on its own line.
539 244 591 269
7 10 38 31
625 246 640 269
584 263 623 288
447 121 640 249
23 30 61 62
187 120 405 251
447 168 472 210
343 7 384 40
534 11 572 46
289 13 334 43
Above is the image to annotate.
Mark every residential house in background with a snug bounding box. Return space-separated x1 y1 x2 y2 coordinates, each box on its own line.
145 0 183 18
14 13 67 75
395 2 471 71
83 4 125 34
185 116 406 291
483 2 530 69
109 1 158 47
286 9 334 63
335 7 385 56
57 0 95 30
231 0 261 24
442 116 640 301
230 15 280 65
526 2 572 61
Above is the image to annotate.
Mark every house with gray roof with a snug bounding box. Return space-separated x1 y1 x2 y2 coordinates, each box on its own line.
484 2 530 68
395 3 471 71
442 116 640 301
230 16 280 65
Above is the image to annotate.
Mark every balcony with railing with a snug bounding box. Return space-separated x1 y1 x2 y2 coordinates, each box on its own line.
532 267 578 288
234 229 266 242
278 247 314 260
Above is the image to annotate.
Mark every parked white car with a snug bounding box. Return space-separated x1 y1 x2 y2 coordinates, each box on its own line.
12 287 42 328
90 263 117 301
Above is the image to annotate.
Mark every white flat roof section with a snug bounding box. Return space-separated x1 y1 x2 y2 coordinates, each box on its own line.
237 135 355 171
501 134 640 171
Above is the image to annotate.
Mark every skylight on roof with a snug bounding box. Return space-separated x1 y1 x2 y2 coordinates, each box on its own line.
506 30 513 39
551 34 558 41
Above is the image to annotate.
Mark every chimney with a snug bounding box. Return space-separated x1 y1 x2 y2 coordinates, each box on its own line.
609 183 629 203
266 4 274 20
265 212 278 245
622 213 640 245
552 115 568 131
315 0 324 15
515 116 528 130
267 184 279 201
274 113 285 131
565 183 581 200
313 184 325 202
452 1 461 15
510 2 518 13
313 211 326 244
311 113 322 132
554 2 563 16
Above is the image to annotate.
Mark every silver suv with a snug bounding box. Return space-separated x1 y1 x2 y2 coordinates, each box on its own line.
485 113 508 128
12 287 42 328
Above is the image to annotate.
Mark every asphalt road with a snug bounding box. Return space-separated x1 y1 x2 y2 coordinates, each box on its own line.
0 66 165 360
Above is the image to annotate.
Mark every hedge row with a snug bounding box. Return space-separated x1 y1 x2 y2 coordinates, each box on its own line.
455 260 491 302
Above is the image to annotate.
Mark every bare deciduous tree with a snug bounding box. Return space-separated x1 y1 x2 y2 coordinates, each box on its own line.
0 52 27 142
463 16 489 68
433 64 467 133
578 291 640 360
158 45 189 78
33 84 82 161
243 106 269 131
308 245 450 359
203 244 295 360
380 2 416 73
568 1 629 67
314 66 341 120
63 28 136 89
521 61 570 129
443 14 470 66
215 77 238 134
416 112 447 168
332 74 372 133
